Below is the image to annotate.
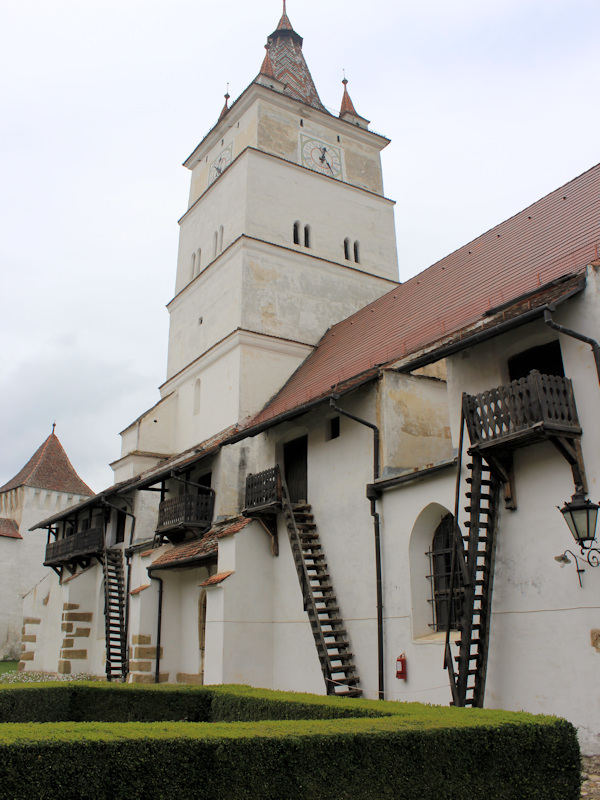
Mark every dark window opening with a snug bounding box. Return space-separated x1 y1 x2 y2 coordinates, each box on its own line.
329 417 340 440
197 472 212 490
427 514 463 631
508 340 564 382
304 225 311 248
293 221 300 245
116 511 126 544
343 238 351 260
353 241 360 264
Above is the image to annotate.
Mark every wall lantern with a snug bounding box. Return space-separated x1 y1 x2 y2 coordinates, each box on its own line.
555 492 600 587
559 492 599 547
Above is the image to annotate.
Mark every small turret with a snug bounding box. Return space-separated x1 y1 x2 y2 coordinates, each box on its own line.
339 76 370 130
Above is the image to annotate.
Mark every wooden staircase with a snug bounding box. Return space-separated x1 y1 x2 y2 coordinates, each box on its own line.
280 479 361 697
102 548 128 682
445 452 500 707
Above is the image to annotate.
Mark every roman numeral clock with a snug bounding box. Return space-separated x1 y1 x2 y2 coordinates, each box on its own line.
300 136 343 178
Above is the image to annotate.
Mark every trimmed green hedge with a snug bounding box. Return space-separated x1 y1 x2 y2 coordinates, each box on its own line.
0 683 580 800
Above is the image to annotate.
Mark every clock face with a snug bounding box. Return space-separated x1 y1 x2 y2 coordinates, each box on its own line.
301 136 343 178
209 144 233 184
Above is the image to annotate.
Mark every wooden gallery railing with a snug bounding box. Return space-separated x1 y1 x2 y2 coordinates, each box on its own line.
463 371 581 448
44 526 105 566
157 492 215 532
245 466 281 511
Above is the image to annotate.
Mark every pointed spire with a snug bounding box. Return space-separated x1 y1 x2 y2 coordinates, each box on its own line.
0 432 93 496
218 85 230 121
338 73 370 129
277 0 293 31
259 1 327 113
340 75 358 118
260 45 276 79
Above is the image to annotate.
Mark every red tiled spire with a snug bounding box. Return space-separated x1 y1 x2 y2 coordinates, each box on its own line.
340 77 358 117
277 0 293 31
259 2 328 113
218 88 231 122
0 431 93 496
260 45 276 78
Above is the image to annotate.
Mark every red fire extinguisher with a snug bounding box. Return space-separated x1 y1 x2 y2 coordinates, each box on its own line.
396 653 407 681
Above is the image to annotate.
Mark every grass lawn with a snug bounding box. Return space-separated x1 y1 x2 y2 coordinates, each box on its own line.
0 663 18 675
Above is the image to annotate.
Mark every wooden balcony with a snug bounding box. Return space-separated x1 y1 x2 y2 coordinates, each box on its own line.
244 466 281 514
44 526 104 567
463 371 581 453
157 492 214 534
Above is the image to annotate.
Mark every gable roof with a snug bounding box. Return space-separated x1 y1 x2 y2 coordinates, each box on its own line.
262 7 327 113
149 517 252 570
252 162 600 425
0 433 93 497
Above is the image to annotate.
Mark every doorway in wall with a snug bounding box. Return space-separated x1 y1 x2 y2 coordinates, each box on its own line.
283 436 308 504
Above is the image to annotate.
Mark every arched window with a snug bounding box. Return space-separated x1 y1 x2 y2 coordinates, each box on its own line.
343 238 351 260
196 248 202 276
190 252 196 280
304 225 311 249
293 221 301 245
213 231 218 258
219 226 224 253
427 514 463 631
353 240 360 264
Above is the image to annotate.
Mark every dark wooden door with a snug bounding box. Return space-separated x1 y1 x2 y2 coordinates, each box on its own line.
283 436 308 503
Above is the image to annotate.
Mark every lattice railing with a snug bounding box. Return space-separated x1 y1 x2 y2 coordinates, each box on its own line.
157 493 214 531
245 466 281 510
45 526 104 566
464 371 580 446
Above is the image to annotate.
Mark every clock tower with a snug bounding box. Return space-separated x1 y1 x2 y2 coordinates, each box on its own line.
114 3 400 474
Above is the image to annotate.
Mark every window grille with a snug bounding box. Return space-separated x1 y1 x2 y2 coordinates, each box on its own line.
426 514 463 631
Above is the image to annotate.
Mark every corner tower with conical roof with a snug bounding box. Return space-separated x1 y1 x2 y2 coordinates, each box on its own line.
114 4 400 473
0 431 93 660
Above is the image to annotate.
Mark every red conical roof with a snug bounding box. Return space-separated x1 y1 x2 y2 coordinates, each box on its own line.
0 432 93 496
276 0 293 31
340 77 358 117
260 3 327 113
260 46 276 78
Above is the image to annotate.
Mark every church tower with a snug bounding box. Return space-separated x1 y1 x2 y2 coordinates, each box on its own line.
114 4 399 474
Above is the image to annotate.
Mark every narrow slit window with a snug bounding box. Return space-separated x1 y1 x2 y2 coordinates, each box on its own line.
219 226 224 254
329 417 340 440
304 225 311 248
196 248 202 275
344 238 351 260
354 241 360 264
190 252 196 280
213 232 218 258
293 221 301 245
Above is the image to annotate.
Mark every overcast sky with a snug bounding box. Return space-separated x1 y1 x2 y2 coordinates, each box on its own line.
1 0 599 493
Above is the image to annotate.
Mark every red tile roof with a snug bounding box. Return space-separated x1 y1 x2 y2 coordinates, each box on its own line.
263 7 327 112
150 517 252 569
260 46 276 79
340 79 358 117
0 433 93 496
200 571 234 587
0 519 21 540
252 163 600 425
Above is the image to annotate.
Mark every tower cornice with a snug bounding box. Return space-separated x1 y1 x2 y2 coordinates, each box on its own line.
183 82 390 171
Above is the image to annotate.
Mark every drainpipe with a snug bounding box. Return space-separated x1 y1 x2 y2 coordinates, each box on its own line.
544 308 600 385
330 398 384 701
148 570 163 684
